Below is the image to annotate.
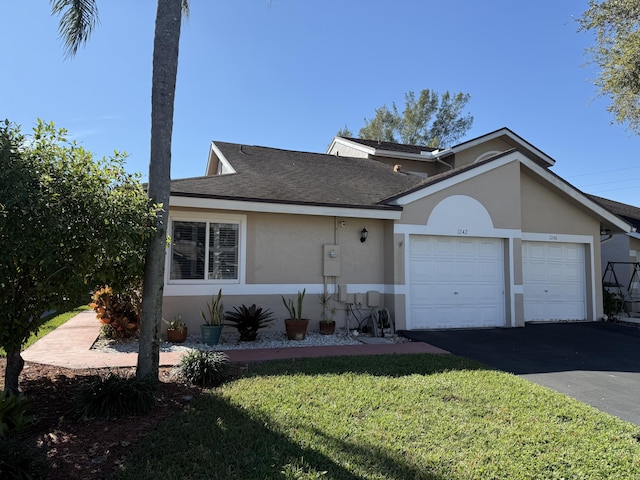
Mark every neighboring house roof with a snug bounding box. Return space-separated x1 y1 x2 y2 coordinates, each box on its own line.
170 142 423 212
338 137 438 155
588 195 640 231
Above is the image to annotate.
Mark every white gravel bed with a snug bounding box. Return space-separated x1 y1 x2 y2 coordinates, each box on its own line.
92 329 387 354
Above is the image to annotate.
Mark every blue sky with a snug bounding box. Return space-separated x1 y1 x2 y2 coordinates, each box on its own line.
3 1 640 206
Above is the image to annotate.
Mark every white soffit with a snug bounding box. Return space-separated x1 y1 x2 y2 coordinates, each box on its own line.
169 195 402 220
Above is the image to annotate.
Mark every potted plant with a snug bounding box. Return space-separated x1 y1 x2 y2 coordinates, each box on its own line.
318 293 337 335
164 315 188 343
225 304 275 341
200 288 224 345
282 289 309 340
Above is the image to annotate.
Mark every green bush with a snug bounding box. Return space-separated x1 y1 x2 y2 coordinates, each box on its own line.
0 390 34 438
0 439 48 480
77 372 157 419
179 350 230 387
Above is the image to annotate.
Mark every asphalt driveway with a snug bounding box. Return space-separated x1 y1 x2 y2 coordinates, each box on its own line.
401 321 640 425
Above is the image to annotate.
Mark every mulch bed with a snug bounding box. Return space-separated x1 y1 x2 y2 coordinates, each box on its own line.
0 358 205 479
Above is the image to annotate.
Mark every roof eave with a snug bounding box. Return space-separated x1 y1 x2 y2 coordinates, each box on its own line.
169 192 403 220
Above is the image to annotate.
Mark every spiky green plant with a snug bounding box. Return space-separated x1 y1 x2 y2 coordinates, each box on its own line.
224 304 275 341
201 288 224 326
179 350 229 387
282 289 306 321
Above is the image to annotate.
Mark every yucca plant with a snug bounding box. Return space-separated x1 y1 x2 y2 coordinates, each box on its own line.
282 289 306 321
201 288 224 326
225 304 275 341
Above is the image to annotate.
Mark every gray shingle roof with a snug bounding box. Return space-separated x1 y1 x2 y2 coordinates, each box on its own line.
588 195 640 230
170 142 424 210
340 137 438 155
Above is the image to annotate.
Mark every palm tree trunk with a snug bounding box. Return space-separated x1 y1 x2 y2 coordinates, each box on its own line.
4 347 24 394
137 0 182 381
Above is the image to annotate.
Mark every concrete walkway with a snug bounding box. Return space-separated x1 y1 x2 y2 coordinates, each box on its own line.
21 310 447 369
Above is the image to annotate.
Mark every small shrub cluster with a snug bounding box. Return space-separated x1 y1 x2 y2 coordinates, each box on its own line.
90 285 141 339
0 390 34 438
0 439 48 480
77 372 157 419
179 350 230 387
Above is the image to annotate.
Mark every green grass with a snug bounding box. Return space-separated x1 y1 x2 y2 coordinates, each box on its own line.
0 306 89 357
118 354 640 479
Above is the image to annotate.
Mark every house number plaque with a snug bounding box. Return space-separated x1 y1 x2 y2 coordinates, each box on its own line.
457 228 469 235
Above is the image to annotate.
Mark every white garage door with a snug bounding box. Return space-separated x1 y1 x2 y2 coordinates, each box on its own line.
409 236 505 329
522 241 586 322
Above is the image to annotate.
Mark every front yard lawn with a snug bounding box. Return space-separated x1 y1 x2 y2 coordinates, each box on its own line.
119 354 640 479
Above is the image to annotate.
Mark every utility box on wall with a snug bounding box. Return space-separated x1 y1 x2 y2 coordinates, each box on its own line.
323 245 341 277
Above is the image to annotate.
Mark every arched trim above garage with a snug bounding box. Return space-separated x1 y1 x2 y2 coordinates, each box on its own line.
427 195 495 236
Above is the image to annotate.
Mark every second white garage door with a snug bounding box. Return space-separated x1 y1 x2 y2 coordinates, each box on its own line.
409 236 505 329
522 241 586 322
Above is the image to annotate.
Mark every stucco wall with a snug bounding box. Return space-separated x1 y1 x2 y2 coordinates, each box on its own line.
399 161 522 229
453 138 512 168
163 208 392 334
520 171 598 235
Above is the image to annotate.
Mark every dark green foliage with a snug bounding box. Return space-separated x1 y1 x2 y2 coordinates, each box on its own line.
225 304 275 341
356 89 473 147
0 119 157 391
0 390 34 438
77 372 157 419
178 350 229 387
0 439 48 480
603 287 623 318
578 0 640 133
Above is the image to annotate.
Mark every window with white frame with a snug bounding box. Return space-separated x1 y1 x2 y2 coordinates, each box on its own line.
170 219 240 281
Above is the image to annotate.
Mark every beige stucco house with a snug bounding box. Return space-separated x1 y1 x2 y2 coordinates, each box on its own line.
162 128 631 333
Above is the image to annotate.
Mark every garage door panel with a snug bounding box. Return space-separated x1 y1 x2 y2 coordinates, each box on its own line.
522 241 586 322
409 236 505 329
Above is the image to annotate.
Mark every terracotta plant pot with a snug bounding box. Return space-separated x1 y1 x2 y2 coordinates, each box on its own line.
167 327 187 344
285 319 309 340
319 321 336 335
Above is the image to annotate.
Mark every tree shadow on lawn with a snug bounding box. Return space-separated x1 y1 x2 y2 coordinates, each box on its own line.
120 386 451 480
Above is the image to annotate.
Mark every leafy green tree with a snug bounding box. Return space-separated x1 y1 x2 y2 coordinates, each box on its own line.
0 120 156 393
347 89 473 148
51 0 188 381
578 0 640 133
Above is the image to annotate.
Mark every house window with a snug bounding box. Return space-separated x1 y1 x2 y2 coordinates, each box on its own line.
170 220 239 281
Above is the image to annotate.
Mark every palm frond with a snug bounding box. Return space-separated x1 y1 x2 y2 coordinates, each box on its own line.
50 0 100 58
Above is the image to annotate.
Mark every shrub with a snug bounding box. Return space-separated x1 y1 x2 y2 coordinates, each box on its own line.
225 304 275 341
0 439 48 480
77 372 157 419
0 390 34 438
179 350 230 387
90 285 141 339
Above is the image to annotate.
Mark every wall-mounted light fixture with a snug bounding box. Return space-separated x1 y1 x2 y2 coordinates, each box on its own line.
360 227 368 243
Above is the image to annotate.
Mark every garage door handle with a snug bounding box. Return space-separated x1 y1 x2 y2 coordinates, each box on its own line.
453 292 459 295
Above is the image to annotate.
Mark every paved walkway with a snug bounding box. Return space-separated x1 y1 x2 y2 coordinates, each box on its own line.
21 310 447 369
